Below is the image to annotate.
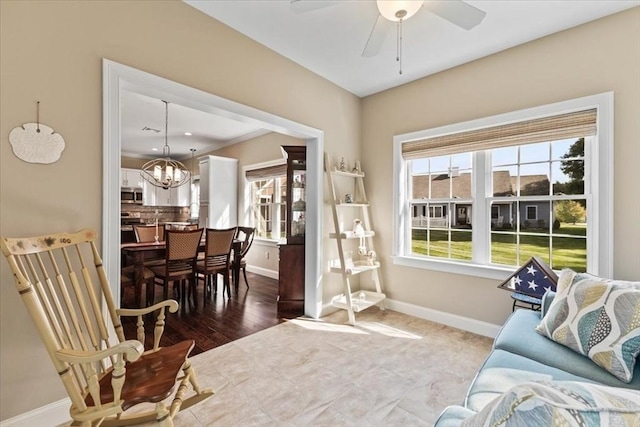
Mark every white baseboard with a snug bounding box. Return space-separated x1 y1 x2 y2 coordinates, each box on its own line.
320 297 501 338
245 265 278 280
385 298 502 338
1 398 70 427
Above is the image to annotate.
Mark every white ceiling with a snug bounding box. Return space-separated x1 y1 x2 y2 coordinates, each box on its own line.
123 1 638 159
185 0 639 97
121 90 269 159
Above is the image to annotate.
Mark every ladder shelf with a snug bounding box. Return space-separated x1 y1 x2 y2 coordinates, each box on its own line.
325 153 385 325
331 291 386 313
329 231 376 239
329 259 381 275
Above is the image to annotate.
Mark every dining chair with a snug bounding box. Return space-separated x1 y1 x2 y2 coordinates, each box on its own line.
150 228 203 304
121 264 156 308
130 224 166 270
196 227 237 300
0 229 213 426
234 226 256 289
134 224 165 243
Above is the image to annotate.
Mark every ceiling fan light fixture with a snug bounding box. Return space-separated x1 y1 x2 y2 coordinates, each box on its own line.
377 0 423 22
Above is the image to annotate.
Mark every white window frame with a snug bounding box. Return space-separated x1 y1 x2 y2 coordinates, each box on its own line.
392 92 614 280
244 159 287 243
430 205 444 218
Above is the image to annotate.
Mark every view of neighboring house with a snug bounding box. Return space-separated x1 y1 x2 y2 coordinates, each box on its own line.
411 171 552 229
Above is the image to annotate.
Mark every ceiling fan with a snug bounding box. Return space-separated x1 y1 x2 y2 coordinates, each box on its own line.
291 0 486 73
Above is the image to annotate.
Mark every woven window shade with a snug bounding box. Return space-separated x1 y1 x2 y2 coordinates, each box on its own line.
245 163 286 181
402 109 597 160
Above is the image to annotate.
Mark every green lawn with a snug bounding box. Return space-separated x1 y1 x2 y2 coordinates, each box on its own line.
412 229 473 261
411 224 586 271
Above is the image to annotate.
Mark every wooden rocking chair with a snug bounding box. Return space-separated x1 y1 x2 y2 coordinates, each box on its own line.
0 229 213 426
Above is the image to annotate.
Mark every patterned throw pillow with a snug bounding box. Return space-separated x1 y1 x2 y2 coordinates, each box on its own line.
536 273 640 382
555 268 577 294
461 381 640 427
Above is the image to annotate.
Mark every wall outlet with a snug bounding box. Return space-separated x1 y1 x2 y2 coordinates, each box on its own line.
265 252 269 260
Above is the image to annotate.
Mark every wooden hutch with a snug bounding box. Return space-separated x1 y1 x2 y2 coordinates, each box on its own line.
278 145 306 316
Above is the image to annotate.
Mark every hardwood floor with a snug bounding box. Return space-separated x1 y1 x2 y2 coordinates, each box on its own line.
121 272 286 356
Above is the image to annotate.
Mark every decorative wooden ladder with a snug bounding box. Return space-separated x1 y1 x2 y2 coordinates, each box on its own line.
325 153 385 325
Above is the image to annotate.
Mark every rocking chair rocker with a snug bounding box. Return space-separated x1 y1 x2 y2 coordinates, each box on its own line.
0 229 213 426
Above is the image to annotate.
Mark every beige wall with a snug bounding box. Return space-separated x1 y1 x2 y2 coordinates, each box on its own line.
121 156 147 170
1 0 638 421
0 0 360 419
361 7 640 326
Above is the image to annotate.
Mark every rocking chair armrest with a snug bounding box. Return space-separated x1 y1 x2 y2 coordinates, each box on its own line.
56 340 144 364
116 299 179 317
116 300 179 352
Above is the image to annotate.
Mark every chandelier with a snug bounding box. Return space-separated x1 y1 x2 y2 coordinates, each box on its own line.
141 100 190 190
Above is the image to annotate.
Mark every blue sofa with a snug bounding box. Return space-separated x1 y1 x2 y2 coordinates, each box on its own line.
434 293 640 426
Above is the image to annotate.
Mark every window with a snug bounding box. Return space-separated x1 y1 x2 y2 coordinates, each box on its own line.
525 206 537 221
491 205 500 220
245 162 287 240
249 178 286 240
430 205 445 218
393 93 613 279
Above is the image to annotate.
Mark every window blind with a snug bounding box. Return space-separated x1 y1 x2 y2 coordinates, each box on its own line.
402 108 597 160
245 163 287 181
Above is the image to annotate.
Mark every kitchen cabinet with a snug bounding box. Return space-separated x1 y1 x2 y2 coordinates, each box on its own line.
121 168 143 188
144 183 190 207
142 180 157 206
199 155 238 228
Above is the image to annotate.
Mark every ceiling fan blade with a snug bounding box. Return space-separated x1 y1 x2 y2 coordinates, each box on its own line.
362 15 393 58
290 0 339 14
423 0 486 30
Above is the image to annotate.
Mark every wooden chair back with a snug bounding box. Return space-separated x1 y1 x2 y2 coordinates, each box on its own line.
164 229 203 273
203 227 236 265
235 226 256 259
0 230 134 417
195 228 236 299
1 229 213 424
134 224 164 243
166 229 203 261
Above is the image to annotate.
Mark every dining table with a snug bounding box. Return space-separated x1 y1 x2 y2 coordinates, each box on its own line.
121 239 242 307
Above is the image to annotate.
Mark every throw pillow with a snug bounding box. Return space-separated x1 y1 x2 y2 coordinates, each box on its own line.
555 268 577 294
536 274 640 383
461 381 640 427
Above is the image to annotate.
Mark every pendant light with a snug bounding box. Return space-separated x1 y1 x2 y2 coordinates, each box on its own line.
141 100 191 190
190 148 196 186
376 1 424 75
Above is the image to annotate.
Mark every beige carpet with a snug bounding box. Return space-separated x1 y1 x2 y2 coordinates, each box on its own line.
62 308 493 426
172 308 492 426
